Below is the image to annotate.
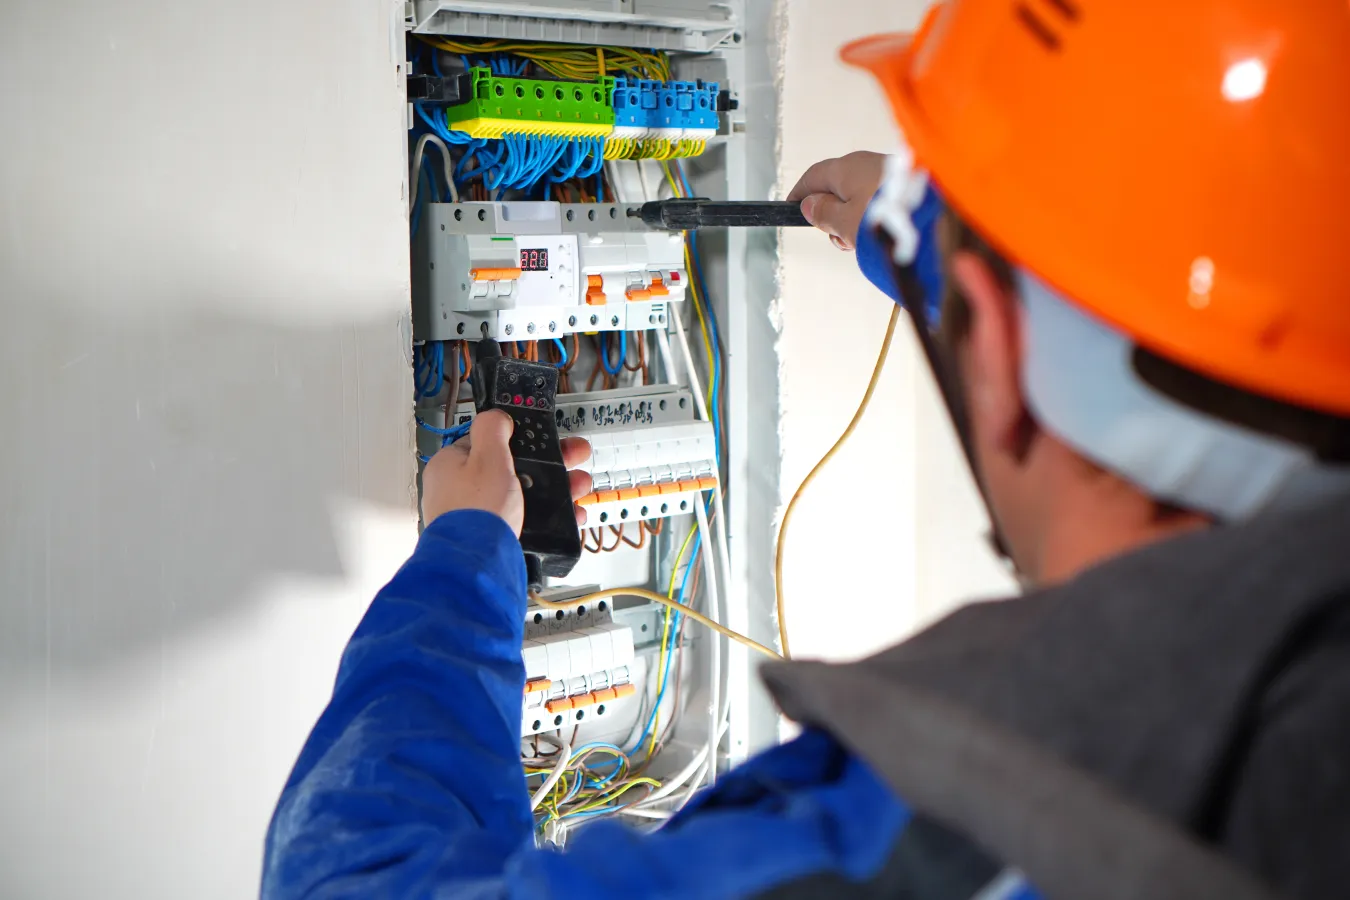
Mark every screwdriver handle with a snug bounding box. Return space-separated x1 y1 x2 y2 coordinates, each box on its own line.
631 199 811 230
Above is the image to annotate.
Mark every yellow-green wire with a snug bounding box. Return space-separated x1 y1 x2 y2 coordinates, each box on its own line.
570 777 663 816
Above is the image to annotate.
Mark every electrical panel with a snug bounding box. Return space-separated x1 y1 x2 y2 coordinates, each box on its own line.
404 0 763 839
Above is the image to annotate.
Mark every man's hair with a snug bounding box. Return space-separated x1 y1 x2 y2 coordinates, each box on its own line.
935 210 1350 462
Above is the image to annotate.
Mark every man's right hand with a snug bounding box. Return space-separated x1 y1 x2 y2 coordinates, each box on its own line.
787 151 887 251
421 410 592 536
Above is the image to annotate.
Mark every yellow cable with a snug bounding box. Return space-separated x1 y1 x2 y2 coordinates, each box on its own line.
531 588 781 660
773 305 902 659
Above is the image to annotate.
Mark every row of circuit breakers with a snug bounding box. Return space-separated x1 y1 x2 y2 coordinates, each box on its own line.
420 383 717 529
520 590 636 736
412 201 687 342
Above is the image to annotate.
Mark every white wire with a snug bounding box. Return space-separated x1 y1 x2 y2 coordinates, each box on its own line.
667 315 712 423
605 160 628 205
634 744 710 807
654 328 679 388
410 133 458 210
529 739 572 812
636 159 654 202
619 807 674 821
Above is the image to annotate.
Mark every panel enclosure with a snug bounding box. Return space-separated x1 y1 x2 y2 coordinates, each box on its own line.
408 0 739 52
405 0 780 807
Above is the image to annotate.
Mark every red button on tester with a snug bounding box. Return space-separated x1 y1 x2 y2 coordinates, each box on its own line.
513 394 524 405
525 397 536 407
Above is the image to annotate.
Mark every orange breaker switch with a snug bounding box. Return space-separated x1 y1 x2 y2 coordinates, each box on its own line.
523 677 553 695
546 697 574 713
612 683 637 700
585 274 606 305
625 286 652 302
469 267 523 282
647 273 670 297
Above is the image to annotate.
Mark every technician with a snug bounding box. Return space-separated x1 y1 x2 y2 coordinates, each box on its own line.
263 2 1350 898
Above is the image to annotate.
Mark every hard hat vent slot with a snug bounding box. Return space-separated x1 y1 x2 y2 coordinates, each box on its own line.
1015 3 1063 51
1041 0 1080 22
1015 0 1078 52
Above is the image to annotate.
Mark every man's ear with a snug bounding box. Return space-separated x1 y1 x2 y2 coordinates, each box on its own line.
949 251 1026 455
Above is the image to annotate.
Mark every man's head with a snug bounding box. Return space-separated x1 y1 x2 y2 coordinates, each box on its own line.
935 213 1206 583
844 0 1350 584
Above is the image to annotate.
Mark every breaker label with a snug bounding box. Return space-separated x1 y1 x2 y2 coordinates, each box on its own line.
557 401 659 431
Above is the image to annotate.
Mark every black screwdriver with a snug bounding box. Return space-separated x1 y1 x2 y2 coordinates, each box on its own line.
630 199 810 230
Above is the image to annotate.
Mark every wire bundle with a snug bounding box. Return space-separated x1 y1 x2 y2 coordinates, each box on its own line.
524 740 662 831
414 342 447 399
603 138 708 161
417 103 608 197
660 160 725 468
421 37 672 82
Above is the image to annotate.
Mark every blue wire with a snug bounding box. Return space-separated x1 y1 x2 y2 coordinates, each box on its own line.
600 332 626 377
550 338 568 368
414 342 444 399
416 416 471 448
629 531 701 755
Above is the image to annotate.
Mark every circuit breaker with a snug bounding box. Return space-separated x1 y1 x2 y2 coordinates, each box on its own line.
413 201 687 342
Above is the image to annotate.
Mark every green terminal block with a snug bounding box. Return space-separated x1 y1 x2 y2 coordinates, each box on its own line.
446 67 617 140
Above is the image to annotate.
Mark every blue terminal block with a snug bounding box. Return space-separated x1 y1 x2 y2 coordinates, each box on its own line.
611 77 649 139
689 81 720 136
611 77 720 140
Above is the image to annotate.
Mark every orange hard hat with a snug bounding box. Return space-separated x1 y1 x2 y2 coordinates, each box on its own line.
842 1 1350 417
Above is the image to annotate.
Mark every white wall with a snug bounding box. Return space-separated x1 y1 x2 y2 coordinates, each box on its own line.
777 0 1016 661
0 2 417 898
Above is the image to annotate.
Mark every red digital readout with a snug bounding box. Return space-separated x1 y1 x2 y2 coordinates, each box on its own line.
520 248 550 272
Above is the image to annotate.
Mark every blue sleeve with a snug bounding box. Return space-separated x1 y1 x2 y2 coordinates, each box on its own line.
260 511 915 899
855 185 947 323
855 211 902 302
